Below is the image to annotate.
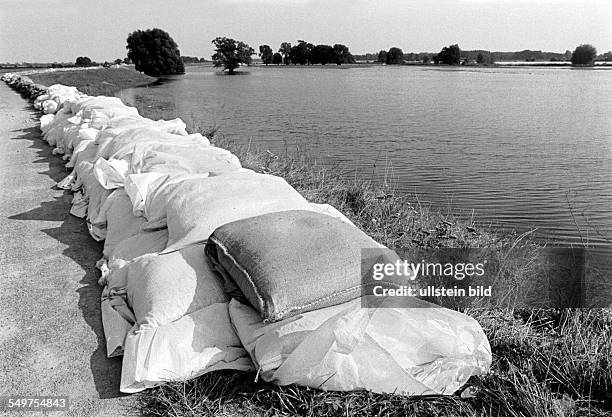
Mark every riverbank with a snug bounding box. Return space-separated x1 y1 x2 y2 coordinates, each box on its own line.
4 68 611 417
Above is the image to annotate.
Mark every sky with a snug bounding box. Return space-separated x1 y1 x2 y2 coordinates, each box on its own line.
1 0 611 63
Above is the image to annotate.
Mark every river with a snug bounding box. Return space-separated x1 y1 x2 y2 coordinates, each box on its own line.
116 64 612 252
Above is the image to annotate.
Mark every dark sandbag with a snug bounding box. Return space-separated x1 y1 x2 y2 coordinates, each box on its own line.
206 210 401 322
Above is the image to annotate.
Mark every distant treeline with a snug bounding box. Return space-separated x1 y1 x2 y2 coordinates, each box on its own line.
354 49 612 63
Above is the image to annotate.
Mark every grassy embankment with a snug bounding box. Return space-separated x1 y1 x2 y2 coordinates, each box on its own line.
28 68 612 417
28 66 155 96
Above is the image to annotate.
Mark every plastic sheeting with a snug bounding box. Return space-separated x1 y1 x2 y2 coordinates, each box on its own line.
230 296 491 395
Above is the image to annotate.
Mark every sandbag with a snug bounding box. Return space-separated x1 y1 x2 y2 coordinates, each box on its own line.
107 229 169 271
94 189 146 258
42 99 58 114
126 244 228 328
129 144 241 177
160 170 313 252
66 139 97 169
120 303 254 393
229 296 492 395
206 210 398 322
74 160 112 225
39 114 55 133
124 172 174 218
97 127 194 160
94 158 129 189
70 96 138 121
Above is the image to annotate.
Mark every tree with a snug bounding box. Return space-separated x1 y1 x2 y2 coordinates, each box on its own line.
571 44 597 66
421 54 431 64
310 44 334 65
289 40 313 65
386 47 403 64
279 42 292 65
436 44 461 65
123 57 132 65
75 56 92 67
259 45 273 65
332 44 354 65
476 53 485 64
114 58 123 65
126 28 185 76
272 52 283 65
377 50 387 63
212 37 254 74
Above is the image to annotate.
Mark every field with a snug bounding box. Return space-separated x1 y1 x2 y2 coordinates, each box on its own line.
28 68 612 417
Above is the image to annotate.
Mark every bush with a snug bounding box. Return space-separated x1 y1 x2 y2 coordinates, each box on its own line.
126 28 185 76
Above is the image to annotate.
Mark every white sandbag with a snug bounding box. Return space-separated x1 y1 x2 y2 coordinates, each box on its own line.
34 94 51 110
108 229 169 272
126 244 228 328
124 172 171 218
98 128 194 161
229 296 492 395
94 158 129 189
75 160 112 223
95 189 146 258
160 170 313 252
89 107 141 129
42 99 59 114
66 139 97 169
43 110 83 148
70 96 138 121
129 143 241 177
39 114 55 133
60 123 95 154
46 84 81 106
120 303 254 393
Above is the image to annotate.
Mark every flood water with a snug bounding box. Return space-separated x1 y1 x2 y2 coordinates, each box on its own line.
117 65 612 252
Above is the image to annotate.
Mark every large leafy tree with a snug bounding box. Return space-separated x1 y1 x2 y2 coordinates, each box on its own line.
75 56 92 67
272 52 283 65
386 47 404 64
310 44 334 65
332 44 355 65
289 40 313 65
259 45 273 65
436 44 461 65
212 37 254 74
571 44 597 66
126 28 185 76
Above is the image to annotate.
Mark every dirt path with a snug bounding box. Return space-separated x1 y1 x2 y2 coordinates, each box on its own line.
0 84 136 415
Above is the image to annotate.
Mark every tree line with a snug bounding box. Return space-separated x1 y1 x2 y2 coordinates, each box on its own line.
56 28 606 76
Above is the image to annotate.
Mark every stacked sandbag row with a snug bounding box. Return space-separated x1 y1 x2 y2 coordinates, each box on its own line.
2 72 48 101
3 73 492 396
